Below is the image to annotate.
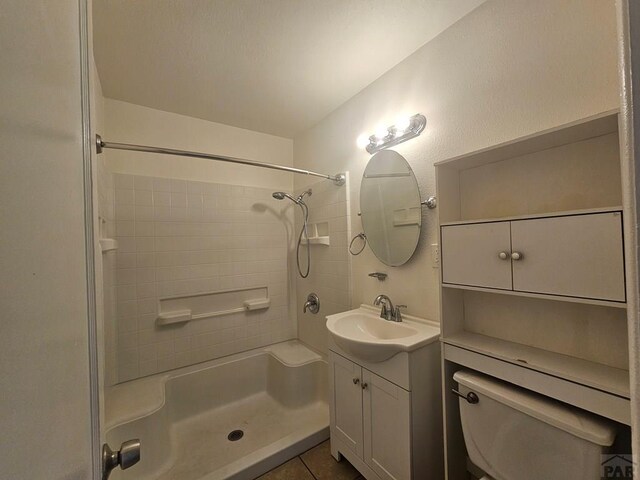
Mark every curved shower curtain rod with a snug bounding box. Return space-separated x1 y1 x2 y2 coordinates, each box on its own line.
95 134 346 186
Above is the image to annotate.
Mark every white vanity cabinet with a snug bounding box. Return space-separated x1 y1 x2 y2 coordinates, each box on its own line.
441 210 626 303
328 342 442 480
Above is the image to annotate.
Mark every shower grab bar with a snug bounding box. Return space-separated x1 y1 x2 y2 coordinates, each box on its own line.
95 134 346 186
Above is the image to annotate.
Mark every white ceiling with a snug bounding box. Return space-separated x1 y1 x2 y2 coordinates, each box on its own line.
93 0 484 138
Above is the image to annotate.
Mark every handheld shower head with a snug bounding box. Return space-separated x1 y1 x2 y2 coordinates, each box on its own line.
272 191 300 204
271 190 312 278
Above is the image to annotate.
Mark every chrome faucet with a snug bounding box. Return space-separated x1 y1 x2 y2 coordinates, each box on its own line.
373 295 406 322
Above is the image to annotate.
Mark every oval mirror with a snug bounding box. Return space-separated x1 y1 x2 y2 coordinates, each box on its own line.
360 150 422 266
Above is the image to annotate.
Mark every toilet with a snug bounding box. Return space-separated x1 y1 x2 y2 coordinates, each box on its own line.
453 370 617 480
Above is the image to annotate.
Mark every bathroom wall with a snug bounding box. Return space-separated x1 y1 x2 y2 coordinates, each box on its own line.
295 176 352 353
96 145 118 386
90 30 120 389
112 174 294 381
0 2 94 477
292 0 620 333
104 99 294 190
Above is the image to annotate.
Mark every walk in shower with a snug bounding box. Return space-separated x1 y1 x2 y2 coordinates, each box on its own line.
97 129 348 479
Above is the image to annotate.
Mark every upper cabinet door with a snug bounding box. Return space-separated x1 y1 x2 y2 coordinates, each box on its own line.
329 352 364 459
511 212 625 301
441 222 512 290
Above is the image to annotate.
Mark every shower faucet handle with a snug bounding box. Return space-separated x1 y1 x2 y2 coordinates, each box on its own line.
303 293 320 314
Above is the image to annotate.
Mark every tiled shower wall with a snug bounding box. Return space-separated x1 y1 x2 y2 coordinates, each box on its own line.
113 173 294 382
97 158 118 386
295 176 352 354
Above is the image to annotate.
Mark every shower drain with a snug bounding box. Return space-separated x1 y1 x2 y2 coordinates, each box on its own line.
227 430 244 442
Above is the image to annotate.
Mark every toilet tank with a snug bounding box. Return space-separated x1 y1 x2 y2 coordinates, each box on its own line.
454 370 616 480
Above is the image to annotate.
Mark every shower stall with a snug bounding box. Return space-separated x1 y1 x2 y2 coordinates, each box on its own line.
96 129 350 479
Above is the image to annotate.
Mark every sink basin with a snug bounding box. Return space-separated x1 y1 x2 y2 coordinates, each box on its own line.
326 305 440 362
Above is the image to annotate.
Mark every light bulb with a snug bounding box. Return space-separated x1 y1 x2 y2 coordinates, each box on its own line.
356 134 370 149
375 127 389 141
394 116 411 134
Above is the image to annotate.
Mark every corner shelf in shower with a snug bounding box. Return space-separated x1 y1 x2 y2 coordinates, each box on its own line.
99 238 118 252
302 222 330 245
302 236 330 246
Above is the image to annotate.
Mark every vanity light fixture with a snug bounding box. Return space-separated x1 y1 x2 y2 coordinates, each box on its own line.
362 113 427 154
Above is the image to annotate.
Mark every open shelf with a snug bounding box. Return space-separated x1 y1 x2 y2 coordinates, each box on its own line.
302 236 330 246
442 283 627 309
434 110 618 171
442 331 629 399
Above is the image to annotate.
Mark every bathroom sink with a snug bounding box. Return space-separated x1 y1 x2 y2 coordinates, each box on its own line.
326 306 440 363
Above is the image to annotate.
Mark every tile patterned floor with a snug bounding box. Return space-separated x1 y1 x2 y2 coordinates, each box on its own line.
257 440 364 480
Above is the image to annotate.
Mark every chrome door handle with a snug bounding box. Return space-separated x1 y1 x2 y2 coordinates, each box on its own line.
102 439 141 480
452 389 479 404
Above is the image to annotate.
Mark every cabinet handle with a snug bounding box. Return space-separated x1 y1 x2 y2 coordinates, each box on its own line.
353 378 360 385
361 382 368 390
498 251 509 260
511 251 523 261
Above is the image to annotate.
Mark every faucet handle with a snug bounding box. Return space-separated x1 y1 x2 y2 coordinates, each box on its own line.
393 305 407 322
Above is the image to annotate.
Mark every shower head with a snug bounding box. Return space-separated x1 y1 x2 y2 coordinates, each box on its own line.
272 191 298 203
272 190 312 205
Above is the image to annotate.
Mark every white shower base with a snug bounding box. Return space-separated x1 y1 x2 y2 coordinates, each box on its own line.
105 341 329 480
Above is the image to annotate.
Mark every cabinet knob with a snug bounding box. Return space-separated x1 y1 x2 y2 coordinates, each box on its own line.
498 251 509 260
353 378 360 385
511 251 523 261
361 382 368 390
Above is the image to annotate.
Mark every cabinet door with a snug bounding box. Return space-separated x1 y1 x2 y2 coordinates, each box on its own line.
363 370 411 480
511 212 625 301
441 222 512 290
329 352 364 458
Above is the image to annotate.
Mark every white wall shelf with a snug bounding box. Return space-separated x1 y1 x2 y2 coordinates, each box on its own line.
302 221 330 245
302 236 330 246
442 283 627 309
443 332 629 398
443 343 631 426
99 238 118 252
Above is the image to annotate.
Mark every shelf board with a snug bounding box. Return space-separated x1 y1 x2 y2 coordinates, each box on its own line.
442 331 629 399
439 206 622 227
434 110 619 171
302 236 330 246
442 283 627 309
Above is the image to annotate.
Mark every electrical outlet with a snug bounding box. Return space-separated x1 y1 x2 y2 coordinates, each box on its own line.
431 243 440 268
